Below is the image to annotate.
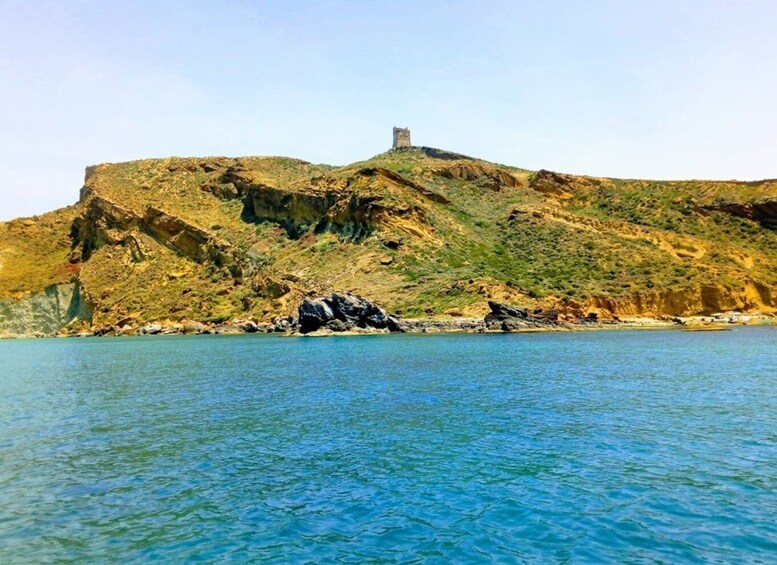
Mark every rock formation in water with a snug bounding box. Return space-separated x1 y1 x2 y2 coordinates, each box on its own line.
298 293 397 333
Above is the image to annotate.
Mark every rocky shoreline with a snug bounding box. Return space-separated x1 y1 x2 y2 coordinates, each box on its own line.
1 292 772 339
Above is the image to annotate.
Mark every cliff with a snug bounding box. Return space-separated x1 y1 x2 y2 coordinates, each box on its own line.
2 147 777 336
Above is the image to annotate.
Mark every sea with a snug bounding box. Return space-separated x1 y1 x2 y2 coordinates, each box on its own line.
1 328 776 563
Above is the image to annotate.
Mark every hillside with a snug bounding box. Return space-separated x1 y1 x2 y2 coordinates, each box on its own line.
2 146 777 336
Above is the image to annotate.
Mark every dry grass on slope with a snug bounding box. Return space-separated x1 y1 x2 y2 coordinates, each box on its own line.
0 206 80 298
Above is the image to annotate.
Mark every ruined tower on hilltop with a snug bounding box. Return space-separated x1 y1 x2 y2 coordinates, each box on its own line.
392 127 412 149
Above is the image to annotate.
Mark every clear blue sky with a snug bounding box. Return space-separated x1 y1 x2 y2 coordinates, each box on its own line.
1 0 776 220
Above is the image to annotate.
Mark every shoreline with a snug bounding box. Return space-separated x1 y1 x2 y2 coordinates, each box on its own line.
1 313 774 340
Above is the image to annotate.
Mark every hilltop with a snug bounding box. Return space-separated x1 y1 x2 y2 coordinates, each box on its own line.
1 146 777 336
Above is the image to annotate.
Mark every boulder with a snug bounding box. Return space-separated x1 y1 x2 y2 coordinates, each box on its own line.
138 323 162 335
486 301 528 320
484 301 566 331
235 320 259 333
272 316 297 333
387 315 405 333
484 301 528 330
183 320 211 334
329 293 390 329
298 298 334 333
297 293 393 334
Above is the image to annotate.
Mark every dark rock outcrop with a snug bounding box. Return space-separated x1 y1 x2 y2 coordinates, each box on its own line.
484 300 563 331
484 301 531 330
485 301 528 322
297 292 394 333
697 198 777 230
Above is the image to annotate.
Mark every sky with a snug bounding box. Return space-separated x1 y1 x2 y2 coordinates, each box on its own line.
1 0 776 220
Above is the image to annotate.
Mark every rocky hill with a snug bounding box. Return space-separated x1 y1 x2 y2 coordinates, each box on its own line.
2 146 777 336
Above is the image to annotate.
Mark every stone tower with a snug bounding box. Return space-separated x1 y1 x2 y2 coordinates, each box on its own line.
392 127 411 149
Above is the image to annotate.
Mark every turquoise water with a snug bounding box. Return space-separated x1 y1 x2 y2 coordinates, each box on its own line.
1 328 776 563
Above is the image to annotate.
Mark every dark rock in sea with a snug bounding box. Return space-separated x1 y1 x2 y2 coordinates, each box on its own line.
298 293 392 334
297 298 333 333
484 301 529 330
484 301 564 331
487 301 528 320
387 315 404 333
330 293 391 328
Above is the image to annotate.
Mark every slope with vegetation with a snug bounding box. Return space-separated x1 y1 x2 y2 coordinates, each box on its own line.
1 146 776 335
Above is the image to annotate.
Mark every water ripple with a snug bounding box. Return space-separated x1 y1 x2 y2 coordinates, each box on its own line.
1 329 777 562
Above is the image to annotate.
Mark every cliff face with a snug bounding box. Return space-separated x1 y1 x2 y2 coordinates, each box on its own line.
0 282 91 337
2 147 777 335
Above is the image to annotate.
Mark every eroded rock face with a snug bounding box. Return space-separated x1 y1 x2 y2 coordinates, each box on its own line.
240 167 441 239
297 292 395 333
71 197 238 270
574 281 775 317
698 198 777 230
528 169 601 199
435 163 519 191
0 282 92 337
